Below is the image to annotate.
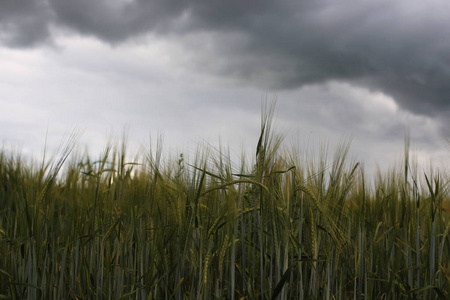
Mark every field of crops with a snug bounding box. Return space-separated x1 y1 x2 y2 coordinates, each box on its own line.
1 107 449 299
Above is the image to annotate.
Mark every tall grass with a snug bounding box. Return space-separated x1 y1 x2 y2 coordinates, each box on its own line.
0 105 449 299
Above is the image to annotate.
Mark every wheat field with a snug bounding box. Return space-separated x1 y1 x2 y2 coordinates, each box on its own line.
1 105 449 299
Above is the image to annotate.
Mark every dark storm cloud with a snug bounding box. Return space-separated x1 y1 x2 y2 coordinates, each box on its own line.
2 0 450 120
0 0 52 47
182 1 450 119
47 0 189 42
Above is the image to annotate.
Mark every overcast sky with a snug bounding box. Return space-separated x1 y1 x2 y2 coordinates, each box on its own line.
2 0 450 176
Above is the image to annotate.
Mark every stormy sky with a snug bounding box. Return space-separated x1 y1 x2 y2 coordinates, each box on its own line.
1 0 450 175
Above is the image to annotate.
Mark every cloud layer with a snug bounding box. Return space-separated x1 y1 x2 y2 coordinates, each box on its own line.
2 0 450 123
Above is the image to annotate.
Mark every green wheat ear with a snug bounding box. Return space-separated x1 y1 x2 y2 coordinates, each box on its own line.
0 227 7 239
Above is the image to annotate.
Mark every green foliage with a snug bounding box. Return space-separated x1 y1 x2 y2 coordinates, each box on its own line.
0 107 449 299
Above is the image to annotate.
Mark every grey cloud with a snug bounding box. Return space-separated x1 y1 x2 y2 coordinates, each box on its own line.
0 0 51 47
48 0 188 42
180 1 450 120
2 0 450 123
